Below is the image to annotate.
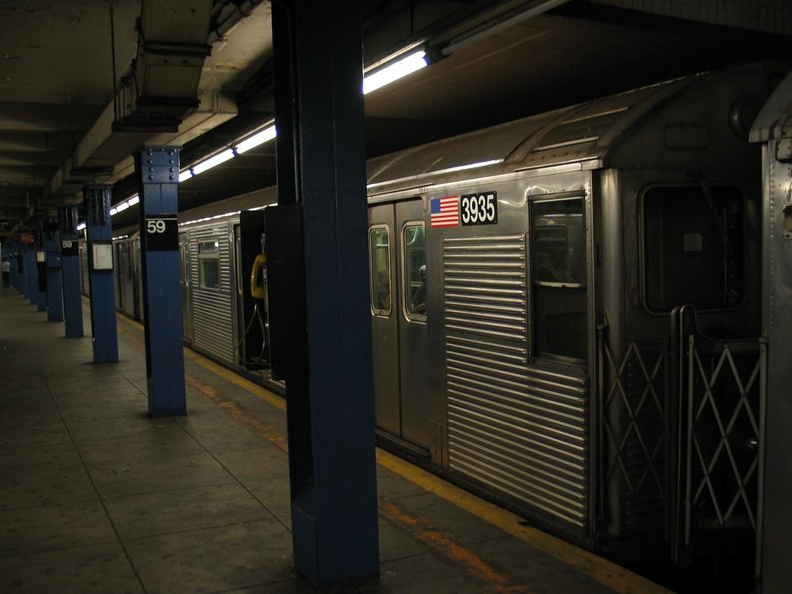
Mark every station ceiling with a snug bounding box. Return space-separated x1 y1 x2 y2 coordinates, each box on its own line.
1 0 791 235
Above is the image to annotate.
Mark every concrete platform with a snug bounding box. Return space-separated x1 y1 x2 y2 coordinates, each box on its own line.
0 286 669 593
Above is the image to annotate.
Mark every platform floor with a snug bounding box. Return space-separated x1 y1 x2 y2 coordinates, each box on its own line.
0 286 670 594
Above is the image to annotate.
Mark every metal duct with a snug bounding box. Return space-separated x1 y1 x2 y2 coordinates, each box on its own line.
45 0 222 205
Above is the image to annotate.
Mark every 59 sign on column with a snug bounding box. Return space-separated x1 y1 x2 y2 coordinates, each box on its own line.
145 216 178 251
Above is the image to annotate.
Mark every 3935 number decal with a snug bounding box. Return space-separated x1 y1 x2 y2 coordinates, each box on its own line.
460 192 498 226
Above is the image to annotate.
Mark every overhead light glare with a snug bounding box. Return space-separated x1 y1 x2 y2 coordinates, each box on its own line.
127 195 140 207
235 125 277 154
77 222 86 231
109 207 118 216
192 149 235 175
116 201 129 212
179 170 194 182
363 50 427 95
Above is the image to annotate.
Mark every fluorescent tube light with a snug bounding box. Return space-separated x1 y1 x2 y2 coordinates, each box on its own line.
192 149 235 175
363 50 427 94
127 195 140 207
115 201 129 212
178 170 193 182
235 125 277 154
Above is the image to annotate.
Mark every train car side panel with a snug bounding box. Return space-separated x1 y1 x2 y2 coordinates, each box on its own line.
187 223 237 365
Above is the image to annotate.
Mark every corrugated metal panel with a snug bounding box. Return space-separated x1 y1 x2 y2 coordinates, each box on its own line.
444 235 589 528
444 236 527 342
189 225 234 365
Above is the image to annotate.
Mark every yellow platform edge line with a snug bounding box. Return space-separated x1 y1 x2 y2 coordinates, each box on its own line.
117 313 670 594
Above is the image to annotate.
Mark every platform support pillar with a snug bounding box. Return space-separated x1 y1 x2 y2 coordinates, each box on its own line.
268 0 378 585
59 206 84 337
17 242 37 298
45 218 63 322
134 146 186 417
85 185 119 363
35 227 46 311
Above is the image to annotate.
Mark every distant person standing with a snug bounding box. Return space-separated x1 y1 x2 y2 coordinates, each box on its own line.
1 258 10 288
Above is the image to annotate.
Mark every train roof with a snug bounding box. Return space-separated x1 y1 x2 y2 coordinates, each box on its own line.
750 67 792 142
367 61 791 195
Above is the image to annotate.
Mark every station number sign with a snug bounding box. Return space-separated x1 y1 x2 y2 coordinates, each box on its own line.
61 239 79 256
145 216 178 251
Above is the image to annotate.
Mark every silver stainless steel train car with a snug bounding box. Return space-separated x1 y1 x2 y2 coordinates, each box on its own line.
364 59 786 570
111 189 282 387
749 68 792 594
108 61 788 581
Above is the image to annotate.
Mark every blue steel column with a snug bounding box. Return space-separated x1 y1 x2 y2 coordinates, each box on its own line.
35 227 47 312
135 146 186 417
85 185 119 363
59 206 84 337
269 0 378 584
45 218 64 322
22 242 34 300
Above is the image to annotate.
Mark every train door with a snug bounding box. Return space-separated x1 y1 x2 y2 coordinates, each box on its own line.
369 199 431 454
113 241 124 310
234 225 244 366
179 232 193 343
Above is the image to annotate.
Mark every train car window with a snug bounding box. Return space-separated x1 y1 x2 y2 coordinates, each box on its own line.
403 223 427 321
531 198 587 360
197 240 221 289
369 226 391 315
643 185 744 312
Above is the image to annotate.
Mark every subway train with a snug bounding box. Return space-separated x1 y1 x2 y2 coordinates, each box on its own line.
94 60 789 580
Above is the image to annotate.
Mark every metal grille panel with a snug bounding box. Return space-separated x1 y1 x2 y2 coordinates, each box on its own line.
443 235 589 528
682 338 765 548
188 226 234 365
600 336 668 535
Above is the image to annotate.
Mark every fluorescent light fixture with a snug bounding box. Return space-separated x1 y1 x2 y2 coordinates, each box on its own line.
107 195 140 217
182 210 241 226
235 125 277 154
192 149 235 175
438 159 503 174
77 222 86 231
179 170 193 182
367 159 503 190
363 50 427 94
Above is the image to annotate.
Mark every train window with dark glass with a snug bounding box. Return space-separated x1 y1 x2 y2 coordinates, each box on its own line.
198 240 220 289
403 223 427 321
643 185 744 312
369 226 391 315
531 198 587 360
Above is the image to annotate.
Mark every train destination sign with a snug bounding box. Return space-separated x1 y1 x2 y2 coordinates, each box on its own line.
430 192 498 227
145 216 178 251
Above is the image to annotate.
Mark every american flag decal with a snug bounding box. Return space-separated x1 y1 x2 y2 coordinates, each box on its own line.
430 196 459 227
